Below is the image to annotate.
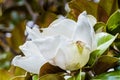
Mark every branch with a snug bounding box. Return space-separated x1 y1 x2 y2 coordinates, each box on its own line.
24 0 38 25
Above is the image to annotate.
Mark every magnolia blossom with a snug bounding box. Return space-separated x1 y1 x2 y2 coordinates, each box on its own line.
12 11 97 74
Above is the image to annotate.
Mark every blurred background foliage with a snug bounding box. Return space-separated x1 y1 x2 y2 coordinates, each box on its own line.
0 0 120 80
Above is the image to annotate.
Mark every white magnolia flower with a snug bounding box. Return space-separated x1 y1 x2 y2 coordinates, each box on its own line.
12 11 97 74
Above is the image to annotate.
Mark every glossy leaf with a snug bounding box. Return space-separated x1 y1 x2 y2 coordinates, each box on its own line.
67 71 85 80
92 71 120 80
94 22 106 33
38 12 57 28
0 69 13 80
0 66 27 80
68 0 118 22
97 0 118 22
39 63 65 77
67 72 81 80
114 39 120 53
92 55 119 75
106 9 120 35
114 60 120 71
88 33 118 65
40 74 65 80
32 75 39 80
68 0 97 20
96 33 116 47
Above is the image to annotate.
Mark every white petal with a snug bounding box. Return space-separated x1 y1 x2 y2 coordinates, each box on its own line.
57 15 65 19
87 15 97 50
50 17 66 25
19 41 41 57
87 15 97 27
12 55 46 74
32 35 67 60
12 41 47 74
41 18 76 38
26 21 35 28
25 25 41 40
51 41 90 70
72 11 97 50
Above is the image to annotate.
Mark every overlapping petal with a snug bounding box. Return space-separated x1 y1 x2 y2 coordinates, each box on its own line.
72 11 97 50
41 18 76 38
32 35 67 60
12 11 97 74
52 41 90 70
12 41 47 74
25 25 41 40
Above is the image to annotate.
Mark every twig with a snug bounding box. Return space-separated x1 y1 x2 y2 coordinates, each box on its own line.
24 0 38 26
0 34 18 55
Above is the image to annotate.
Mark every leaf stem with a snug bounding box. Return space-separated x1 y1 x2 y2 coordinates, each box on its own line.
79 69 82 80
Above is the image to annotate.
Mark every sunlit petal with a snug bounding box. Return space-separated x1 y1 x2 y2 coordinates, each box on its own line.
32 35 67 60
12 41 47 74
41 18 76 38
51 41 90 70
25 25 41 40
19 41 41 57
12 55 46 74
72 11 97 50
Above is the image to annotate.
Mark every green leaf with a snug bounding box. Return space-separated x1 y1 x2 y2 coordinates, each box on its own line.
88 32 118 65
94 22 106 33
0 69 13 80
32 75 39 80
39 63 65 77
114 39 120 53
87 50 100 66
40 74 65 80
8 66 32 80
67 70 85 80
114 60 120 71
96 33 116 47
99 0 118 16
92 71 120 80
96 33 118 51
97 0 118 22
67 72 81 80
106 9 120 35
92 55 119 75
68 0 98 20
68 0 118 22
